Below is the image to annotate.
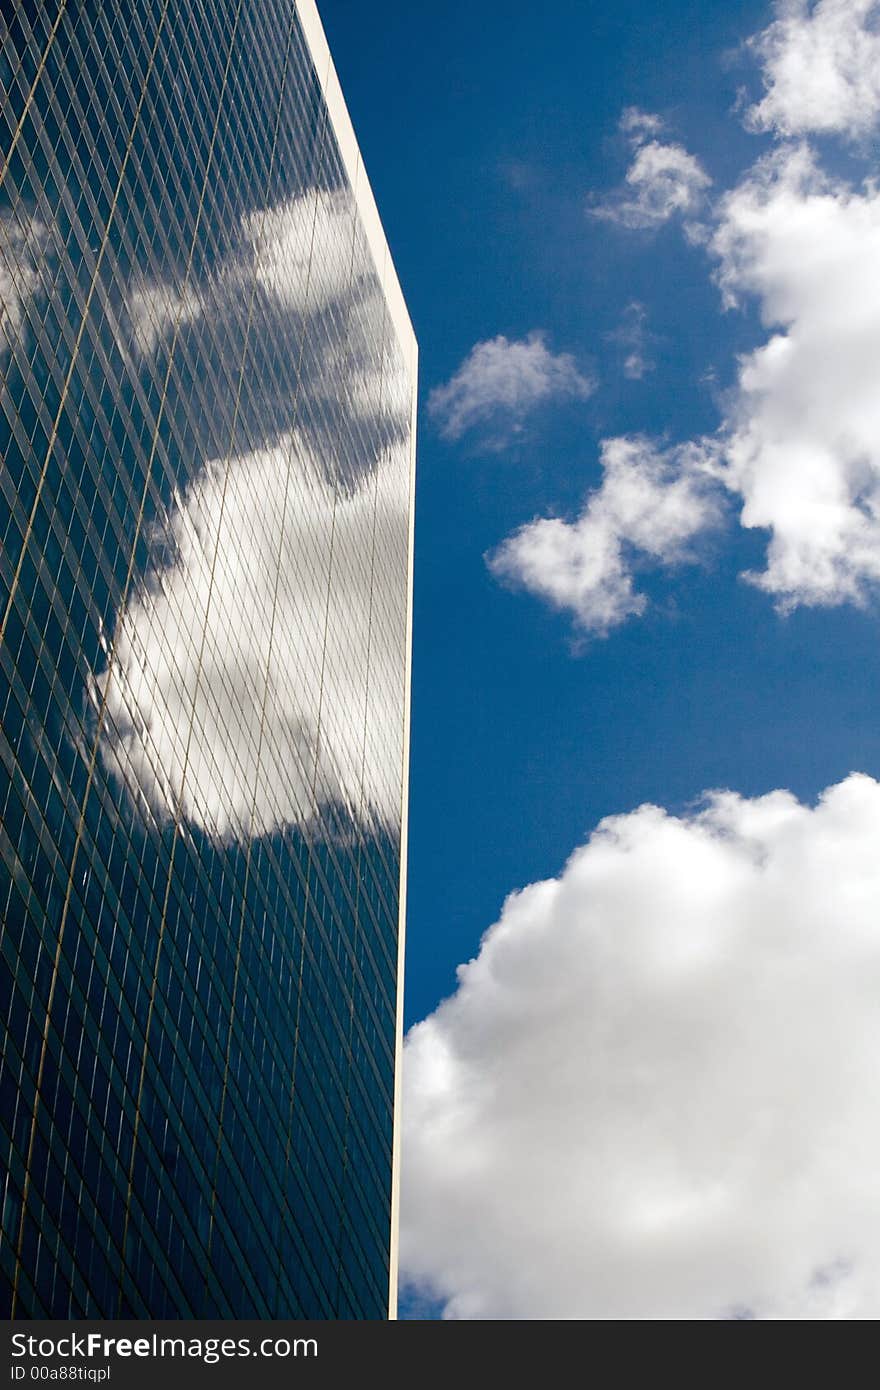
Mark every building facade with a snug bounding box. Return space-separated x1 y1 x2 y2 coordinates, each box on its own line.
0 0 416 1318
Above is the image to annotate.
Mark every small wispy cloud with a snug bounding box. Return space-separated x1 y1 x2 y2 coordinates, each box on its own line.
427 331 595 450
497 158 540 192
618 105 665 140
590 110 711 230
607 300 656 379
487 435 722 636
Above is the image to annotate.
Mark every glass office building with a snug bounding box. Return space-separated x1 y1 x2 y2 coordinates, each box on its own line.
0 0 416 1318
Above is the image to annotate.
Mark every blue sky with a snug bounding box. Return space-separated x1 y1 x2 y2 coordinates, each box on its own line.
320 0 880 1318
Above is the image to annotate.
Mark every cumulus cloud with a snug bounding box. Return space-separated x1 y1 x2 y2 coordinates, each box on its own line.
427 332 594 449
504 70 880 631
591 112 711 230
487 436 721 635
402 773 880 1319
711 143 880 606
0 209 50 356
92 435 407 840
747 0 880 138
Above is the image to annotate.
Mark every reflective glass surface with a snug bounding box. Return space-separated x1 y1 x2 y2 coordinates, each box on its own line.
0 0 415 1319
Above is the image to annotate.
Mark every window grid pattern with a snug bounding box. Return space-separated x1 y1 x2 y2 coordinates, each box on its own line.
0 0 414 1320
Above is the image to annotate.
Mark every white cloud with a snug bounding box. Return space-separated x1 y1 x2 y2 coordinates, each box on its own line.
487 436 721 635
591 112 711 230
402 773 880 1319
615 142 711 228
528 120 880 629
427 332 594 448
0 209 49 356
747 0 880 139
490 42 880 632
711 143 880 606
619 106 666 140
92 435 406 840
